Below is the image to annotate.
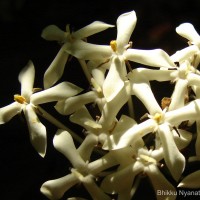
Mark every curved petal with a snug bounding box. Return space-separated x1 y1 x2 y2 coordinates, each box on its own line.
168 79 188 111
101 161 143 194
70 106 102 131
88 151 118 175
103 57 125 102
24 104 46 157
158 124 185 181
178 170 200 188
91 67 106 87
102 115 137 151
125 49 176 68
128 68 173 82
41 174 78 200
187 72 200 87
170 45 199 63
165 99 200 125
65 39 112 60
129 79 162 115
176 23 200 43
18 60 35 101
103 119 156 150
77 134 98 162
72 21 114 39
43 43 69 89
31 82 83 105
116 10 137 53
55 91 97 115
173 129 192 150
99 81 130 129
41 25 67 41
53 129 86 169
82 176 111 200
0 102 22 124
145 164 176 200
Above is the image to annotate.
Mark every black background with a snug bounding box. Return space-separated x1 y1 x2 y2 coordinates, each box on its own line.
0 0 200 199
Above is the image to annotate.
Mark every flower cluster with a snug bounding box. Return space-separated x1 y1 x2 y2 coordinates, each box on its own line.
1 10 200 200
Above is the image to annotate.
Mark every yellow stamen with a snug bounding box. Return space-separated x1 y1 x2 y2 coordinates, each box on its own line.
110 40 117 52
140 154 157 164
14 94 26 104
153 113 162 123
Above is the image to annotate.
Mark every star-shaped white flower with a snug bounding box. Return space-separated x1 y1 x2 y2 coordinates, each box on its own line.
41 21 114 89
0 61 83 157
41 129 118 200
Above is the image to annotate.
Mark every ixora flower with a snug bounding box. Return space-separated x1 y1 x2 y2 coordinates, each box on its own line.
101 146 177 200
0 61 83 157
102 95 200 181
41 21 114 89
64 10 176 102
41 129 118 200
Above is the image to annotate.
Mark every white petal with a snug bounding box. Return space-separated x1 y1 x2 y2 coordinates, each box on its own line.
24 104 47 157
18 60 35 100
125 49 176 68
70 106 102 130
168 79 188 111
55 91 97 115
101 161 143 194
173 129 192 150
103 119 156 150
77 134 98 162
44 44 69 89
116 10 137 53
0 102 22 124
129 79 162 115
158 124 185 181
82 176 111 200
103 57 125 102
187 72 200 86
53 129 86 169
102 115 137 151
99 81 130 129
41 25 67 41
88 151 118 175
145 164 177 200
178 170 200 188
128 68 173 82
170 45 199 63
72 21 114 39
165 99 200 125
65 39 112 60
31 82 83 105
41 174 78 200
176 23 200 43
91 67 106 87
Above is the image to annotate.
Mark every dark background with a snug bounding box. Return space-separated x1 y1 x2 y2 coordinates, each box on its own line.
0 0 200 199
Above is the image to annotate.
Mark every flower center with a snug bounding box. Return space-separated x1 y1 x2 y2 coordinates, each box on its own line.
14 94 27 104
153 113 162 123
110 40 117 52
138 154 157 165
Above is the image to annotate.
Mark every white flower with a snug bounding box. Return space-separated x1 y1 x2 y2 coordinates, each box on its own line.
41 129 118 200
0 61 83 157
42 22 114 89
65 10 175 102
101 147 177 200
